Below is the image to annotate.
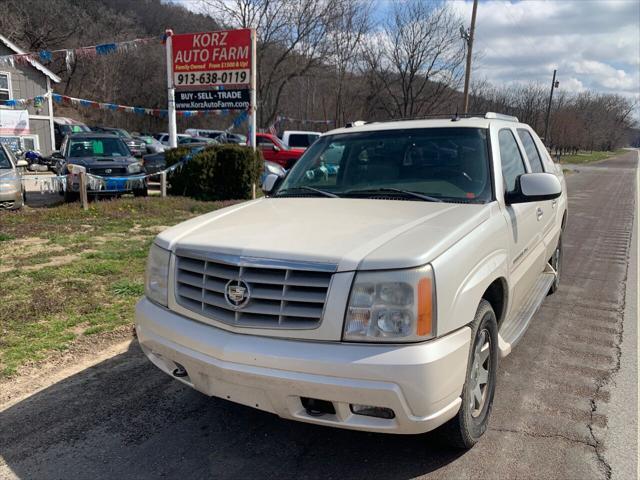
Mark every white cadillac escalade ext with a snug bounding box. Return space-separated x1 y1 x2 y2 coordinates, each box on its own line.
136 113 567 448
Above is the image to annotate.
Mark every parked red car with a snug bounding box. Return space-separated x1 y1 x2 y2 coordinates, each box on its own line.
256 133 305 169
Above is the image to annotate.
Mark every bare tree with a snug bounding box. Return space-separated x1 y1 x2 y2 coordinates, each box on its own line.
327 0 373 125
201 0 343 126
362 0 465 119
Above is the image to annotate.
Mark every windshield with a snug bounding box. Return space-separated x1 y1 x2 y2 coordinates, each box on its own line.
111 129 131 139
0 147 13 169
276 127 492 203
68 138 131 158
60 124 90 134
259 135 288 151
288 134 319 148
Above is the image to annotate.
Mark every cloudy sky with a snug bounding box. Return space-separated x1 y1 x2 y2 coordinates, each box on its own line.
446 0 639 102
176 0 639 111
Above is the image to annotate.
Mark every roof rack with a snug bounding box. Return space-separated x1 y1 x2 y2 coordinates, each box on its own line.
343 112 520 127
484 112 519 122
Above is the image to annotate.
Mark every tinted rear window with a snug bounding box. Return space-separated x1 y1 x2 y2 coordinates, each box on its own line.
288 134 319 148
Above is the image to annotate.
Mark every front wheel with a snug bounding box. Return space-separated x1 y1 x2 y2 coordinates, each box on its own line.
133 187 148 197
442 299 498 449
64 189 79 203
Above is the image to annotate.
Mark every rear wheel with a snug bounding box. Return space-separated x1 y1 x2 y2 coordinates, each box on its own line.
548 235 562 294
442 299 498 449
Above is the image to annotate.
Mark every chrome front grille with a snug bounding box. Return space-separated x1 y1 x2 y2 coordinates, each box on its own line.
174 251 335 329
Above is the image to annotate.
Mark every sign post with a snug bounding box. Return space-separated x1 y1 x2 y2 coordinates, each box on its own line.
250 28 257 151
165 29 178 148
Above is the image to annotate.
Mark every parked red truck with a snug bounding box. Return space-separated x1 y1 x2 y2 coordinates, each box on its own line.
256 133 305 169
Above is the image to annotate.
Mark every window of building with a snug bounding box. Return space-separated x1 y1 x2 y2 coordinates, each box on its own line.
0 73 11 101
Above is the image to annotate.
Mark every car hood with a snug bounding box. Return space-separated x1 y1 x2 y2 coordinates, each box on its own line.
0 169 20 181
156 198 491 271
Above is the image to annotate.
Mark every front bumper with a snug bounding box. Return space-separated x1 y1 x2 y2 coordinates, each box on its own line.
135 297 471 434
0 188 22 209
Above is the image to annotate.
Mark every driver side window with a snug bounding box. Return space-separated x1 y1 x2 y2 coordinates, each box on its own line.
498 129 526 194
258 138 274 148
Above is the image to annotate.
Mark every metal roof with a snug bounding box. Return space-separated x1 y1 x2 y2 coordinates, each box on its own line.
0 34 62 83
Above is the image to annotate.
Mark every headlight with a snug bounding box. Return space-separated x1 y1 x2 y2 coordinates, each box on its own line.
145 243 170 306
343 265 436 342
127 162 143 174
0 182 18 193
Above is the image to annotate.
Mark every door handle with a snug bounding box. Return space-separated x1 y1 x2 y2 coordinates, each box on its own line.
552 199 557 209
536 207 544 220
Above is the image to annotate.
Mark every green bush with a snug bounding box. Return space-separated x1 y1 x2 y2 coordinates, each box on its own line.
166 145 262 201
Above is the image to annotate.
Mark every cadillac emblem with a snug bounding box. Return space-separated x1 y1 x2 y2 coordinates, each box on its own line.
225 279 250 309
105 168 112 174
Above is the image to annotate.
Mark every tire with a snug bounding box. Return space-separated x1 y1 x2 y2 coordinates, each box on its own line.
442 299 499 449
548 235 562 294
133 187 148 197
64 189 79 203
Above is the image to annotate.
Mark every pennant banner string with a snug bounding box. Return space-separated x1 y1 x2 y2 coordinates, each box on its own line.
0 36 160 70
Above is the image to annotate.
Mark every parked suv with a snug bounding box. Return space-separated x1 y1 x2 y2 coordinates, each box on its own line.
55 133 147 201
136 113 567 448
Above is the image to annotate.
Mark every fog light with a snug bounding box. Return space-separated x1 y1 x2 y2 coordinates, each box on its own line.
350 404 395 419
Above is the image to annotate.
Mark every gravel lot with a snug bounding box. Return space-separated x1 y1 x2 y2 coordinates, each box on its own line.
0 151 637 480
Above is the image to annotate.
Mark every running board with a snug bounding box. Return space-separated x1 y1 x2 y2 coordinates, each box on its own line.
498 271 555 357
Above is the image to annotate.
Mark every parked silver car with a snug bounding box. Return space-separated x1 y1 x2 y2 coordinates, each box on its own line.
0 143 27 210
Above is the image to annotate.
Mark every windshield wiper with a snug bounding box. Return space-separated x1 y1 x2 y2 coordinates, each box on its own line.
276 186 339 198
344 187 442 202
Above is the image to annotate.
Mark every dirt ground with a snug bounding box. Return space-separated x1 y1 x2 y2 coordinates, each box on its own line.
0 152 637 480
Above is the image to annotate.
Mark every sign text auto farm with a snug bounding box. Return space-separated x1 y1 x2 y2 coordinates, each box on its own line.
171 29 251 88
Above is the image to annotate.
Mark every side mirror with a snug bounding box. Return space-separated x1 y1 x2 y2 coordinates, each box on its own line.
272 145 281 152
261 173 280 195
16 159 28 168
51 151 63 159
506 173 561 204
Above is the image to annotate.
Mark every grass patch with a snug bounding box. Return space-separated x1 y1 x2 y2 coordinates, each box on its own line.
0 196 230 378
111 279 145 297
559 149 626 164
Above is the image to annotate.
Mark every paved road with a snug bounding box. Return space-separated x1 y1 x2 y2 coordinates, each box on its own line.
1 152 637 479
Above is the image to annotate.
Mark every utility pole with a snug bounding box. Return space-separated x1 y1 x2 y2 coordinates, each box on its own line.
544 69 559 144
461 0 478 114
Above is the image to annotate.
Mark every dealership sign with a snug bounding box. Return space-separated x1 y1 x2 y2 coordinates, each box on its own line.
0 109 30 135
175 89 250 111
171 29 251 88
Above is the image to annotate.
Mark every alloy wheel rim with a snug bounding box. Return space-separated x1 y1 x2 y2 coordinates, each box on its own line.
470 328 491 418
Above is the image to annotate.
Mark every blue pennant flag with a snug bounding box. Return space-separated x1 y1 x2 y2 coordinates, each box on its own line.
133 107 145 116
80 99 92 108
3 99 17 106
38 50 53 63
95 43 117 55
233 111 248 127
52 94 62 103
